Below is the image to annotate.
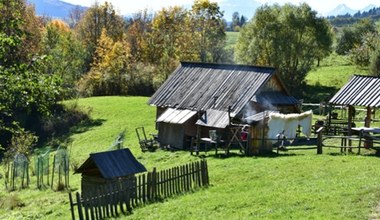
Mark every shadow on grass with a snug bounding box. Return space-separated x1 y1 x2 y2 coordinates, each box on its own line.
70 118 105 134
192 150 300 159
46 118 106 151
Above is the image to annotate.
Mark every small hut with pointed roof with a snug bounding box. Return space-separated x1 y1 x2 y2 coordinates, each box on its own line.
75 148 146 197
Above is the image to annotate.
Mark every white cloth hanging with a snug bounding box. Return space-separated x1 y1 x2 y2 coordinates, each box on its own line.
267 110 313 142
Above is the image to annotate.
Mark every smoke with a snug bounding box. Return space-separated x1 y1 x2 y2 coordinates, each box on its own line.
261 98 277 111
242 98 278 118
242 102 257 118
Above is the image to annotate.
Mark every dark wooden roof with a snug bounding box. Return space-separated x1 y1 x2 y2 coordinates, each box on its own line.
75 148 146 179
329 75 380 107
148 62 294 115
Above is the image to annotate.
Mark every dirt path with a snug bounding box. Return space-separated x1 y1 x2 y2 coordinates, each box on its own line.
370 202 380 220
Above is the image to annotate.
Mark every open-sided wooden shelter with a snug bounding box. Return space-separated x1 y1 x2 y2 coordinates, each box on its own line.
329 75 380 135
149 62 300 154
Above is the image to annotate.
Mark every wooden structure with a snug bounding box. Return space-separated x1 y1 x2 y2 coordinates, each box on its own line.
149 62 299 155
69 160 209 220
74 148 147 199
135 126 159 152
329 75 380 148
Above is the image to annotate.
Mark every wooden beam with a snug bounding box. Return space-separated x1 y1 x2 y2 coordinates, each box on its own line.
365 106 371 127
347 105 353 150
328 104 332 134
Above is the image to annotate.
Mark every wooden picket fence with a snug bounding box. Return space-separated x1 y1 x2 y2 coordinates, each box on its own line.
68 159 209 220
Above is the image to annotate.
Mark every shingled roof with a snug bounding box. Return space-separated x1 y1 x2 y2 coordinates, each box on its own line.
75 148 146 179
149 62 293 115
329 75 380 107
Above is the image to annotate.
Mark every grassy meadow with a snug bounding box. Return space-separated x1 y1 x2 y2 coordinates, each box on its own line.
1 96 380 219
303 53 369 103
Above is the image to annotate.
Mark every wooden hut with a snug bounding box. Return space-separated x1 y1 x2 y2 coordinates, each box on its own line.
149 62 300 154
75 148 146 197
329 75 380 136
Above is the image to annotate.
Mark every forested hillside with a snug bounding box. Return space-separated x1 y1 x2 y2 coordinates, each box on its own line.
327 6 380 26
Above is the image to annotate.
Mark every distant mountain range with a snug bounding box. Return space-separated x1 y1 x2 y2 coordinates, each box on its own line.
27 0 86 19
327 4 378 16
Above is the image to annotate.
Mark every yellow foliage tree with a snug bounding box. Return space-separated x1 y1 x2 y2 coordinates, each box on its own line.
78 29 131 96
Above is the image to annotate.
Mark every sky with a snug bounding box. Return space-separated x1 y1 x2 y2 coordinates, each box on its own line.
61 0 380 17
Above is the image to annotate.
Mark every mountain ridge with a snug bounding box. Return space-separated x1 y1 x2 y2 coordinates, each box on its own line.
28 0 86 19
28 0 380 21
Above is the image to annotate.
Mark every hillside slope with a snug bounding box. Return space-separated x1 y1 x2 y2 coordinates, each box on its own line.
1 96 380 219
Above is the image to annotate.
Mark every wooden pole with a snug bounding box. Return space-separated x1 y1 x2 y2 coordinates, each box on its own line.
51 155 55 190
365 106 371 127
365 106 373 148
196 112 201 156
317 127 324 154
347 105 353 151
76 192 84 220
328 104 333 134
68 193 76 220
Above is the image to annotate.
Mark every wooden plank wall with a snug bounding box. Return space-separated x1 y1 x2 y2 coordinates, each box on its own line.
69 159 209 220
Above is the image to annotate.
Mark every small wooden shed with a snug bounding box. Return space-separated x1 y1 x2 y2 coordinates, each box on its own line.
75 148 146 197
149 62 300 154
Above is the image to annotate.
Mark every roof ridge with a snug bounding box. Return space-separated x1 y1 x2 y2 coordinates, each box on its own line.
180 61 276 72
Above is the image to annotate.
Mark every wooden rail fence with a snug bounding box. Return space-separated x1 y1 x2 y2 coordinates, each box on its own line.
68 159 209 220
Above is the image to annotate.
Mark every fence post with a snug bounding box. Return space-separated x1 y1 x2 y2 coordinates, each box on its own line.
68 193 76 220
75 192 84 220
152 167 157 200
204 159 209 186
145 172 149 202
317 127 324 154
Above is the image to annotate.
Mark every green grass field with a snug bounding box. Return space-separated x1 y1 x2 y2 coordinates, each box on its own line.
226 31 239 49
302 53 369 103
2 96 380 219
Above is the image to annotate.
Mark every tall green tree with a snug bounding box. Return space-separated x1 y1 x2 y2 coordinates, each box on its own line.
0 0 42 66
235 3 333 92
231 12 240 31
370 47 380 76
336 18 376 55
190 0 226 63
41 20 87 98
0 0 62 148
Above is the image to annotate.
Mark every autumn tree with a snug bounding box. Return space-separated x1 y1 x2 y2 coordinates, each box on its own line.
190 0 226 63
78 29 131 96
150 6 196 85
126 9 153 63
235 3 333 92
75 1 126 69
